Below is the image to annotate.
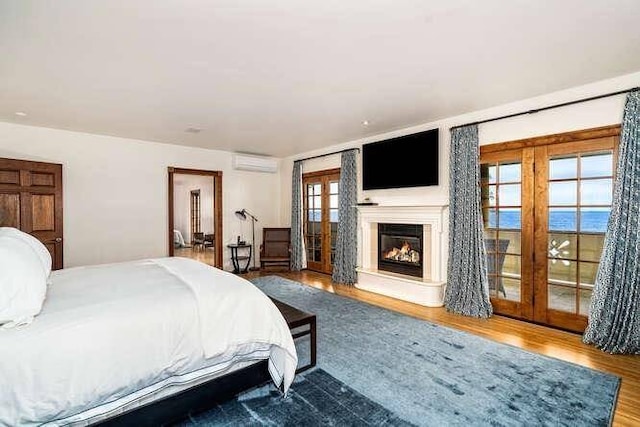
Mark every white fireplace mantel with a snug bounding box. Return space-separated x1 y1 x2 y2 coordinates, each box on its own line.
356 204 448 307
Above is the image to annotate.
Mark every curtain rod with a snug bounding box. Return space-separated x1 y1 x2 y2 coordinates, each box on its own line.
295 147 360 163
450 86 639 131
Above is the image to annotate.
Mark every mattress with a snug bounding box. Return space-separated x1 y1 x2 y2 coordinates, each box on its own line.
0 257 297 426
58 358 260 426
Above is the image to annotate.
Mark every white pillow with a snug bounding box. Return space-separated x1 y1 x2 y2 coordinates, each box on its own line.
0 234 48 328
0 227 52 279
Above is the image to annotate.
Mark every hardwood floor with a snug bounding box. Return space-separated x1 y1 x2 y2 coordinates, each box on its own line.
175 247 216 266
243 269 640 426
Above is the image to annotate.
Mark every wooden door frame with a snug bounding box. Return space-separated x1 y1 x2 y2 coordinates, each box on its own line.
168 167 223 268
481 125 620 153
302 168 340 274
534 135 618 331
481 124 620 333
480 148 534 320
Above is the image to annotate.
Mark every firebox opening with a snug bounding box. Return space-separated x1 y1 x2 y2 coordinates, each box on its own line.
378 223 423 278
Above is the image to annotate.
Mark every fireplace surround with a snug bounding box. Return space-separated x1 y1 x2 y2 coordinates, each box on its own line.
356 205 447 307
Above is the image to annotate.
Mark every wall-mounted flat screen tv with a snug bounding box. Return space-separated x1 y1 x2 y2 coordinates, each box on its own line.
362 128 439 190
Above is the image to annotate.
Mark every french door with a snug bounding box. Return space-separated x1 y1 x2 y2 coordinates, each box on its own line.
480 126 619 332
302 168 340 274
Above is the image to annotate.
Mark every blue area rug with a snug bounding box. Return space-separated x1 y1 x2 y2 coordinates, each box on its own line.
179 368 412 426
247 276 620 427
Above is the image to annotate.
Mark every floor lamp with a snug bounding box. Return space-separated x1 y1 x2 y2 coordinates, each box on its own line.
234 209 258 270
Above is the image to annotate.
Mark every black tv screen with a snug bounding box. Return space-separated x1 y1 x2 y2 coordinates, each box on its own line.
362 128 439 190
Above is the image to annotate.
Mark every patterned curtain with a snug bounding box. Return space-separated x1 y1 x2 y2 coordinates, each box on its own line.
332 149 358 285
583 90 640 354
445 125 493 318
290 160 306 271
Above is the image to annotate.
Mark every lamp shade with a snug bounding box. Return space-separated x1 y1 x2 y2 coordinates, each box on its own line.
235 209 247 221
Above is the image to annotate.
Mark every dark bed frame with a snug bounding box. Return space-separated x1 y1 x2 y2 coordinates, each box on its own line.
96 360 271 426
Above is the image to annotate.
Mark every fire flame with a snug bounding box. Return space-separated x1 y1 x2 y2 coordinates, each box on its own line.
384 241 420 264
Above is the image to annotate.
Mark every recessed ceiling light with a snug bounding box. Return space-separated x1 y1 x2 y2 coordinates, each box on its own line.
185 127 202 134
15 111 27 117
362 120 369 126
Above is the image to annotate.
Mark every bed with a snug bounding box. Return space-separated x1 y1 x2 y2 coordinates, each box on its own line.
0 254 298 426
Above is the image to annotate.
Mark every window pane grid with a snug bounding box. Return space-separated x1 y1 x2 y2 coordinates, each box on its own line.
481 161 522 301
547 151 612 315
481 140 616 328
304 180 323 263
548 204 612 208
549 175 613 182
303 171 341 272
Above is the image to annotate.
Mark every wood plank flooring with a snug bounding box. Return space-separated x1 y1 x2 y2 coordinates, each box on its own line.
244 269 640 426
175 247 216 266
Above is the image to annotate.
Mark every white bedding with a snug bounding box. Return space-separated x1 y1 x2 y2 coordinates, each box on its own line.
0 257 297 426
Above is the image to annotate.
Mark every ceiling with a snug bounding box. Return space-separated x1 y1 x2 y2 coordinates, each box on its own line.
2 1 640 158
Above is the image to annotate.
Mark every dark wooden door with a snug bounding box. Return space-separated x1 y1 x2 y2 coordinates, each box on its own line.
0 158 64 269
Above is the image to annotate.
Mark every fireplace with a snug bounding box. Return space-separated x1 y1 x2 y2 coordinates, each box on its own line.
357 205 446 307
378 223 423 278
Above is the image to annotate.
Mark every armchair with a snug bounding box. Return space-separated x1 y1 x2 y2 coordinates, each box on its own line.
259 228 291 271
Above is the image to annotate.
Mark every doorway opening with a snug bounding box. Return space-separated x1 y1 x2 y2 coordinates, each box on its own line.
168 167 223 268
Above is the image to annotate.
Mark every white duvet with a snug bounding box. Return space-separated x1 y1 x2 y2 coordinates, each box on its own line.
0 257 297 426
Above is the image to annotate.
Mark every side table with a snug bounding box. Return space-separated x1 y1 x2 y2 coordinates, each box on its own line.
227 243 252 273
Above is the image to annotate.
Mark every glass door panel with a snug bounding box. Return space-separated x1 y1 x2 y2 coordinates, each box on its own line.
305 182 323 268
481 153 530 316
481 128 618 332
303 169 341 274
537 142 616 332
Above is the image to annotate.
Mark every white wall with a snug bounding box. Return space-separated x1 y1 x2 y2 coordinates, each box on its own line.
173 174 215 244
0 123 282 271
2 71 636 273
279 71 640 276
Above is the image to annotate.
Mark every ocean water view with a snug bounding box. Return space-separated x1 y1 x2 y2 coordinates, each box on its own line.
487 209 610 233
308 209 612 232
309 210 340 222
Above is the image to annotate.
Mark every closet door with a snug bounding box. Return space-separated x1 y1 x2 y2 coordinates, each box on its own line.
0 158 64 269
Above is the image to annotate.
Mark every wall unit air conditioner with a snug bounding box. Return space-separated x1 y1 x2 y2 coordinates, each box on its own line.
232 154 278 173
